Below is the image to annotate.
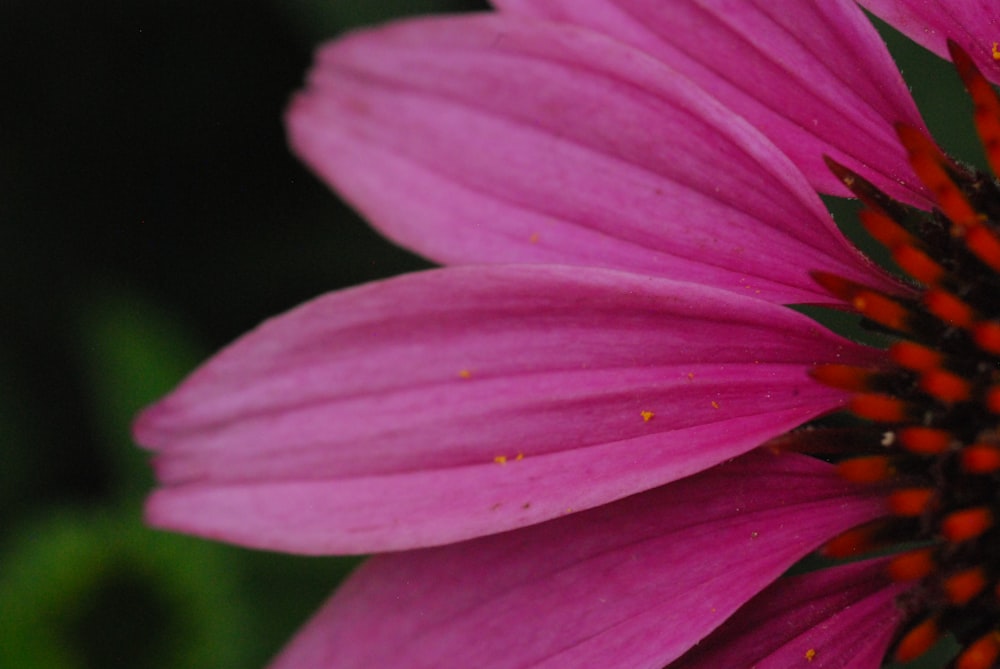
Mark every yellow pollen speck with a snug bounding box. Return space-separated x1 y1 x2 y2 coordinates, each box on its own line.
515 453 524 461
494 455 507 465
993 42 1000 60
641 410 655 422
459 369 472 379
711 401 720 409
687 372 695 380
529 232 540 243
805 649 816 662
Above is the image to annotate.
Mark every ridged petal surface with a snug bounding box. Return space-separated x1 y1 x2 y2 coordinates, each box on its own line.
860 0 1000 85
289 14 902 304
136 266 878 553
269 451 884 668
671 558 905 668
494 0 930 205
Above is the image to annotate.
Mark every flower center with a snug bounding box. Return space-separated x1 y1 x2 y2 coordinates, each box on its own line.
805 42 1000 669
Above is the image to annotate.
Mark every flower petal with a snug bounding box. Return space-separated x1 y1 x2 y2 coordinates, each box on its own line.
268 450 885 669
493 0 930 206
136 265 878 554
288 14 901 304
859 0 1000 85
670 558 905 669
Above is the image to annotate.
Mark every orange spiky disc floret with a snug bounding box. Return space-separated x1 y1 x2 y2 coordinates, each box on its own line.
889 341 943 371
897 427 953 455
849 393 910 422
896 123 979 228
955 632 1000 669
809 364 876 391
973 320 1000 355
918 368 973 403
892 243 946 285
806 44 1000 669
858 208 916 248
949 39 1000 178
943 566 988 605
856 208 948 284
811 271 914 333
923 289 976 328
986 386 1000 414
962 443 1000 473
965 224 1000 274
941 507 993 543
888 487 935 517
837 455 894 483
887 548 936 581
894 617 942 663
821 521 889 559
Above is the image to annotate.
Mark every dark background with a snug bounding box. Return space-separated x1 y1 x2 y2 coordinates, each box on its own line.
0 2 974 667
1 2 482 667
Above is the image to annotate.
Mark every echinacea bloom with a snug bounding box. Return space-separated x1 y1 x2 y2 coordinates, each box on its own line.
133 1 1000 667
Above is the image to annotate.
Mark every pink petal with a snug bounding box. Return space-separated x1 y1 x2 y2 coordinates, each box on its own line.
269 451 885 669
493 0 931 206
670 558 906 669
859 0 1000 85
288 14 902 305
136 265 879 554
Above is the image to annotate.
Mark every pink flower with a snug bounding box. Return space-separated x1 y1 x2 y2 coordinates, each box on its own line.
134 1 1000 667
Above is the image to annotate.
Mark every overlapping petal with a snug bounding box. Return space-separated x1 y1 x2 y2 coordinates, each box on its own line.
859 0 1000 85
671 558 905 668
268 450 885 669
138 3 970 666
135 265 879 554
288 14 902 305
493 0 930 206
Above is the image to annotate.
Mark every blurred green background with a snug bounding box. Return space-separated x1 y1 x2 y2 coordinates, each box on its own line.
0 1 981 667
1 2 480 667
